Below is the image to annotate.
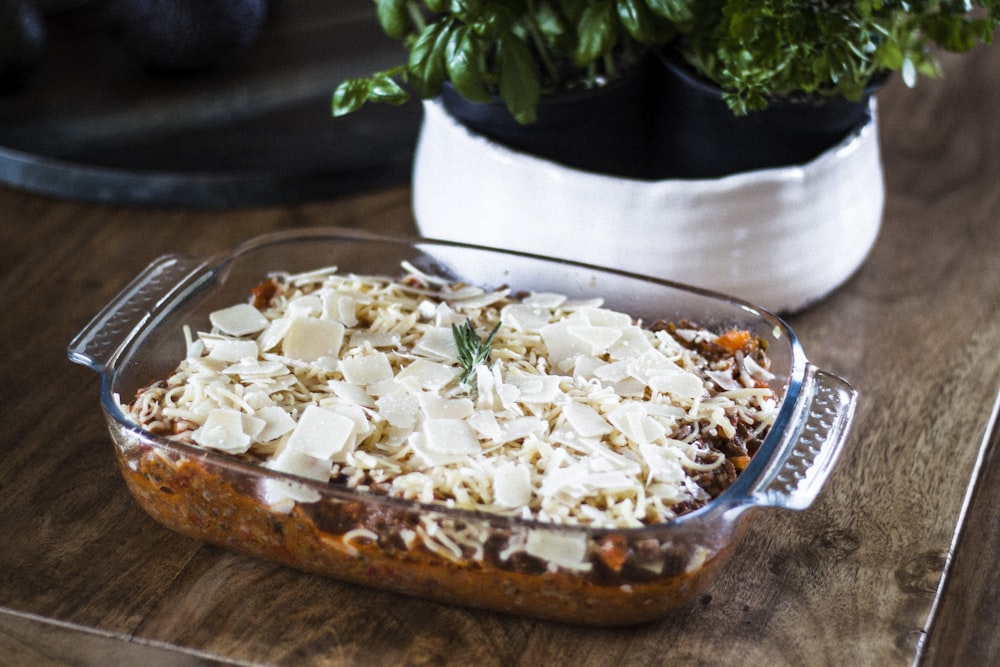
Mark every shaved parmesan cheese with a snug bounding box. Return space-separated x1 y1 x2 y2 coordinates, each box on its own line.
540 454 639 501
396 359 460 390
192 408 255 453
639 443 688 489
628 350 703 399
647 371 704 400
539 318 595 366
494 462 532 507
375 392 420 428
467 410 504 441
608 327 655 360
328 380 375 407
418 394 474 420
243 413 266 439
332 294 359 327
593 359 630 383
505 373 562 405
266 444 331 481
567 325 624 353
578 306 632 329
210 303 269 336
349 330 397 348
255 406 296 442
412 419 481 466
340 351 393 386
288 294 322 318
522 292 567 309
706 369 743 391
571 355 607 380
446 286 510 310
607 404 666 445
327 403 371 440
223 359 288 377
260 477 322 512
282 317 345 362
498 416 545 442
207 338 259 362
423 418 480 454
257 318 291 352
501 303 551 332
286 404 356 462
414 327 458 360
524 530 591 572
562 402 612 438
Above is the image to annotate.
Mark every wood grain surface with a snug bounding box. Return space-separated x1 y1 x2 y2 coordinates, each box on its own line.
2 33 1000 667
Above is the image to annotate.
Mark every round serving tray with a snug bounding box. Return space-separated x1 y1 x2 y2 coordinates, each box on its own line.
0 1 420 208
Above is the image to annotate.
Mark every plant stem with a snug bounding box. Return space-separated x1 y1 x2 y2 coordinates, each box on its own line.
524 0 560 84
407 0 427 33
602 54 615 83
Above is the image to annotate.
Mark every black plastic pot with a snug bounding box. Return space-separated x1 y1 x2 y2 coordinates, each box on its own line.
439 56 656 179
652 50 881 179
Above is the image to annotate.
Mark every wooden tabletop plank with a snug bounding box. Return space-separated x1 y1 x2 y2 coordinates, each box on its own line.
0 610 230 667
920 397 1000 666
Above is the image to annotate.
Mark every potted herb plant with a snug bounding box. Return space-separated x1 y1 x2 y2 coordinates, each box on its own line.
648 0 1000 177
333 0 670 177
332 1 998 314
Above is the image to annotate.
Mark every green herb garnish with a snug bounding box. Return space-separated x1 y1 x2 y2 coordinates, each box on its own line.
452 318 501 386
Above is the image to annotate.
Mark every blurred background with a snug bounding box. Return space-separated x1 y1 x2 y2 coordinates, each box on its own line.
0 0 422 206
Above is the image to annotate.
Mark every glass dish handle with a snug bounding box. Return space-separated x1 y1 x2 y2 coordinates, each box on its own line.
68 255 202 373
751 366 857 510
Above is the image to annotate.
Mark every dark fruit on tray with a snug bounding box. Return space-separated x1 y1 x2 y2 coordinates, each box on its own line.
105 0 268 72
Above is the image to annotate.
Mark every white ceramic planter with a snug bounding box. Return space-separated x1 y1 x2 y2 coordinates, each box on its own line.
412 98 884 314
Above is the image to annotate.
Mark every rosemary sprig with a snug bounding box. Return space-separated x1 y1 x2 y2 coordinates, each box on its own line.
452 318 501 386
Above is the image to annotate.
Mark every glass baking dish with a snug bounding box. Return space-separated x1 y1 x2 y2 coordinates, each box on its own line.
68 228 856 625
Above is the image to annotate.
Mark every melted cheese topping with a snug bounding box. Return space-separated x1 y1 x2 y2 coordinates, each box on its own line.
125 265 777 529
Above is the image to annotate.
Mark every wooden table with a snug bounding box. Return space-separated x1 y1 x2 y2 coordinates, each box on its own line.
2 41 1000 667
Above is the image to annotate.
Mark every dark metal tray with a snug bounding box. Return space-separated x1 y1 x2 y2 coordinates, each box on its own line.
0 1 421 207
